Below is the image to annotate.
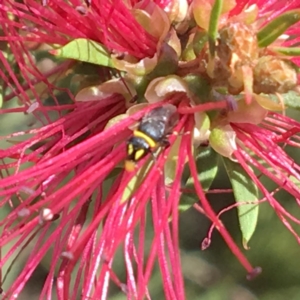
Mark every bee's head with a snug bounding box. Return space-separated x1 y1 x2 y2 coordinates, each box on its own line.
125 136 152 172
126 136 151 162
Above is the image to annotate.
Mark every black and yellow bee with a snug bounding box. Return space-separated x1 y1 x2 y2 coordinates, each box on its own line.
125 104 179 171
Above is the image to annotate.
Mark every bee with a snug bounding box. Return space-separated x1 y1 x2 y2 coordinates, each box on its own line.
125 104 179 171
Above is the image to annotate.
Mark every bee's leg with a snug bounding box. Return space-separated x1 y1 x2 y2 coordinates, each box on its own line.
150 151 158 162
160 138 170 147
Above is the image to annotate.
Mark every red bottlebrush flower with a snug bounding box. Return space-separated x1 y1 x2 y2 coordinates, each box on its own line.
0 93 257 299
0 0 300 299
1 0 158 58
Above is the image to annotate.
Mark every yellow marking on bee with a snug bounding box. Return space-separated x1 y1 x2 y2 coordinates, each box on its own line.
133 130 157 148
125 160 136 172
134 149 146 161
127 144 134 155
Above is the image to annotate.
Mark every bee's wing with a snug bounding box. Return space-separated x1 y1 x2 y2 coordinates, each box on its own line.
164 105 179 134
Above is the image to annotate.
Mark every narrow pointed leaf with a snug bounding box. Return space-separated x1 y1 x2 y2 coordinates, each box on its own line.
257 10 300 47
122 162 152 203
179 146 219 212
272 46 300 56
50 38 113 67
223 158 259 248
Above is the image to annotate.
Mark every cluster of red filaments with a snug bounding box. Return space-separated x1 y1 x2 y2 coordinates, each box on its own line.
0 93 263 298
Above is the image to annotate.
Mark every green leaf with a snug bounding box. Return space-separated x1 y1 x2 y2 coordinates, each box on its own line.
122 174 139 203
51 38 113 67
281 91 300 110
208 0 223 56
121 161 152 203
179 146 219 212
223 158 259 248
257 10 300 47
272 46 300 56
